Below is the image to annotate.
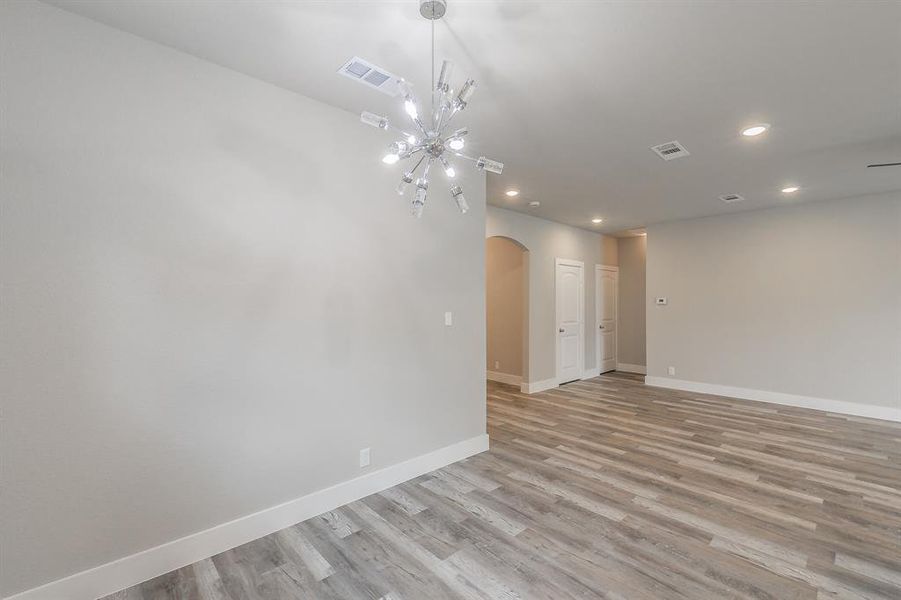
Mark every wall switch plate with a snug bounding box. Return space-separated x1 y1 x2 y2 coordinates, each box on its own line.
494 361 500 369
359 448 371 468
444 311 453 326
667 366 676 376
656 297 668 305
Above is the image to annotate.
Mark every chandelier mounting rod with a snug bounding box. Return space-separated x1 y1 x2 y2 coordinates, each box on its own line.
431 19 435 123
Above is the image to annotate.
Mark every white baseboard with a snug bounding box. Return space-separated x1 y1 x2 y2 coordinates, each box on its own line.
487 370 522 386
645 376 901 423
520 377 557 394
616 363 647 375
6 434 490 600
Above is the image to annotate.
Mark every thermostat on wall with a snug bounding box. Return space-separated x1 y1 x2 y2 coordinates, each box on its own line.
655 297 668 305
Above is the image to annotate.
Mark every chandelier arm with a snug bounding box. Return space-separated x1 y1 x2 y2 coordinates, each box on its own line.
438 108 461 136
411 116 429 136
404 154 425 181
385 123 418 141
434 100 450 132
409 154 426 174
449 151 478 163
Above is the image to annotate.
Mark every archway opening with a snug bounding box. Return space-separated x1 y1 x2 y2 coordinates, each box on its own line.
486 236 529 387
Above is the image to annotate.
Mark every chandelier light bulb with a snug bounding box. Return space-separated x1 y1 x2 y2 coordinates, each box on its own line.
407 134 417 144
439 155 455 178
456 79 476 109
476 156 504 175
397 78 414 98
404 99 418 120
360 111 389 129
397 171 415 195
388 141 409 155
382 153 400 164
436 60 454 93
412 197 425 218
412 180 428 218
448 127 468 150
451 186 468 214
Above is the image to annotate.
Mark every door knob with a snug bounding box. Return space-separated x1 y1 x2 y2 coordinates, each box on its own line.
559 328 565 333
599 325 605 329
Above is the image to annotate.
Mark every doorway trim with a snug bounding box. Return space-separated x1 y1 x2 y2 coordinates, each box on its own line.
595 264 619 375
555 257 585 386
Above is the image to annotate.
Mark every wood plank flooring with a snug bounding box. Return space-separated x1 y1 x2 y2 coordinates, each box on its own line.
106 373 901 600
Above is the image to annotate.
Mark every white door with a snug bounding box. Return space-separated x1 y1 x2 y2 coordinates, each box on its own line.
555 259 584 384
596 265 618 373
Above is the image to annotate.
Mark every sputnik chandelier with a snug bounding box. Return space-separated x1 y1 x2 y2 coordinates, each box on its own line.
359 0 503 217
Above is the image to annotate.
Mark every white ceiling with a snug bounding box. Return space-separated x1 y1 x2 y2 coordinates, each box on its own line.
47 0 901 233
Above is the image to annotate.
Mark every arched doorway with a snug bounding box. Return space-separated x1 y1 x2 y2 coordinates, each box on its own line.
486 236 529 387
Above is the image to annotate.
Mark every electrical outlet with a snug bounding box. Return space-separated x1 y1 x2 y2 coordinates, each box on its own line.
494 361 500 369
359 448 371 468
667 366 676 376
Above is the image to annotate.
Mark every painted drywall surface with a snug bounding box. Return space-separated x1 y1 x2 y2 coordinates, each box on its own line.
647 193 901 408
602 236 619 268
617 236 647 366
0 2 486 595
486 237 525 377
486 206 617 383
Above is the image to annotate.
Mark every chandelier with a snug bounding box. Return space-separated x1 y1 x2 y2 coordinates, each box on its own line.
359 0 503 217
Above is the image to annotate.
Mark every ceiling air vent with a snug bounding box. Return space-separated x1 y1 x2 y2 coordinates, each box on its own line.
718 194 745 204
338 56 401 97
651 141 690 161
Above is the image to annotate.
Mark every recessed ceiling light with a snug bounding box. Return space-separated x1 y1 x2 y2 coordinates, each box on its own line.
528 201 540 207
505 189 519 197
781 186 800 193
592 218 603 224
741 124 770 137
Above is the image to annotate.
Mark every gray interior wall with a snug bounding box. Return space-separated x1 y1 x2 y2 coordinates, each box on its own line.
646 193 901 408
486 237 525 377
616 236 647 367
0 2 486 595
486 206 617 384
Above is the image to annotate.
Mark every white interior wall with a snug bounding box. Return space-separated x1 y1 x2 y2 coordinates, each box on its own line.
486 206 618 387
646 193 901 417
0 2 487 596
616 236 647 368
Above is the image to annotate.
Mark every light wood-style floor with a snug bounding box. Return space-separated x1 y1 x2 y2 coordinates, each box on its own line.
107 373 901 600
